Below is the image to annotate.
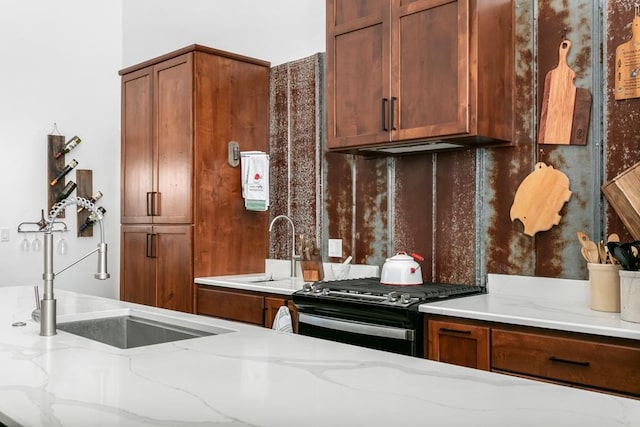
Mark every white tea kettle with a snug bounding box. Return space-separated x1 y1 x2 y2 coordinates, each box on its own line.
380 252 424 285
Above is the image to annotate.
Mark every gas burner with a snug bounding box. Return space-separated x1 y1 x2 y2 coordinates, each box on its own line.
298 277 483 308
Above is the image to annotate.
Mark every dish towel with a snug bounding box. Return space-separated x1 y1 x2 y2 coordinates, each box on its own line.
271 305 293 333
241 151 270 211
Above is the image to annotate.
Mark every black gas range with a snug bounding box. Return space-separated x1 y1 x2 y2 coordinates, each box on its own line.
292 277 484 357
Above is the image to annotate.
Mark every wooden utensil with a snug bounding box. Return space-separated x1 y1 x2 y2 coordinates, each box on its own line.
580 247 591 263
598 240 607 264
576 231 590 248
607 233 620 264
584 240 600 264
538 40 577 145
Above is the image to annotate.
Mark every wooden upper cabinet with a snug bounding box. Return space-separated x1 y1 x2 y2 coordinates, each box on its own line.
121 54 193 224
326 0 513 152
326 0 390 147
153 55 193 224
121 67 154 223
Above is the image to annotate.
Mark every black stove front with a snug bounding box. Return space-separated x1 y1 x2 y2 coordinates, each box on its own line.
292 278 484 357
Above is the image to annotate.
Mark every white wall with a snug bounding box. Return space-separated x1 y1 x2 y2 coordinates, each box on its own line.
122 0 325 67
0 0 324 300
0 1 122 298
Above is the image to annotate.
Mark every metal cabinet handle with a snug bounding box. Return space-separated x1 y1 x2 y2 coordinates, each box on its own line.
390 96 397 130
548 356 590 367
381 98 389 131
146 234 156 258
439 327 472 335
146 192 153 216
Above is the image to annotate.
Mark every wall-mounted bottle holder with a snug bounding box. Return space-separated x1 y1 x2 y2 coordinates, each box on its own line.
47 128 103 237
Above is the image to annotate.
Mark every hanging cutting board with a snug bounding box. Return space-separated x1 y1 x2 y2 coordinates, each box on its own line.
538 40 581 145
510 162 572 236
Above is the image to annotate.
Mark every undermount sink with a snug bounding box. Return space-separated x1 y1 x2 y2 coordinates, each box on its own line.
225 275 294 284
58 310 234 349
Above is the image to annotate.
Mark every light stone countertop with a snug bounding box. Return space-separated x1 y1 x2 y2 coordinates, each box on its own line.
194 259 379 295
0 285 639 426
419 273 640 340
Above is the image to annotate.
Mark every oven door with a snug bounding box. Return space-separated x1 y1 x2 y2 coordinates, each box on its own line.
298 312 418 357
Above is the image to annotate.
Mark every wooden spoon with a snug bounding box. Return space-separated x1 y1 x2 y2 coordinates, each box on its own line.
598 241 607 264
584 240 600 264
576 231 590 248
607 234 620 264
580 247 592 263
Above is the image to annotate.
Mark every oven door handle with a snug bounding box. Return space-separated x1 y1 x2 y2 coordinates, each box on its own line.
298 313 415 341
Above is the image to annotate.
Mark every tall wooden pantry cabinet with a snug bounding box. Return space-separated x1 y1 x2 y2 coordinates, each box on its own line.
119 45 270 312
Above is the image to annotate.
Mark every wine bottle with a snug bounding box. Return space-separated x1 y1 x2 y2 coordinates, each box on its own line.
79 206 106 233
50 159 78 186
77 190 104 213
54 136 82 159
54 181 77 204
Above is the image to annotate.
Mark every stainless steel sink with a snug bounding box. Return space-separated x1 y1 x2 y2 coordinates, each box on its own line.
58 314 232 349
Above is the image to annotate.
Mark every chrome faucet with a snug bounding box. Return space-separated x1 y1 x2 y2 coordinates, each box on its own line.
268 214 300 277
39 197 110 336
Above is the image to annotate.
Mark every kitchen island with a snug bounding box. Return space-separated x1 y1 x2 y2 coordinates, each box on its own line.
0 285 639 427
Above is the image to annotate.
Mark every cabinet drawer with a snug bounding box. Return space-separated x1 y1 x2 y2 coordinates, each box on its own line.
196 287 264 325
428 319 490 370
492 329 640 395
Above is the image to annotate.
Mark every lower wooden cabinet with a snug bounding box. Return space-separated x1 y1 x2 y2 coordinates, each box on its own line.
492 328 640 396
427 318 490 370
196 285 298 331
425 315 640 398
121 225 193 312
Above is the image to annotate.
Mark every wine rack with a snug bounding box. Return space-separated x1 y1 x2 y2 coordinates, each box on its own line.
47 130 103 236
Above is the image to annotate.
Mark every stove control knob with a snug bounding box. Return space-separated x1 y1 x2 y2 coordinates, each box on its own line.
312 283 323 293
302 283 313 293
388 291 399 302
400 293 412 304
322 287 330 296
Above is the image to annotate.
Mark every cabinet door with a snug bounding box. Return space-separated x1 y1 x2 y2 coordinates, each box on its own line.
326 0 391 149
154 225 193 312
428 319 490 370
121 67 154 224
196 287 264 325
121 225 156 306
393 0 469 141
154 54 193 224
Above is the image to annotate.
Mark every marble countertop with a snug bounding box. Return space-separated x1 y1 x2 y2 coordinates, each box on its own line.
1 285 639 426
195 259 379 295
420 273 640 340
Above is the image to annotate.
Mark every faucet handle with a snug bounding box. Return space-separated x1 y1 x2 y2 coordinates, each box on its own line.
32 285 41 322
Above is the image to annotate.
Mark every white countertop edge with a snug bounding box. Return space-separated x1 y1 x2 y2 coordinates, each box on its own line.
420 304 640 340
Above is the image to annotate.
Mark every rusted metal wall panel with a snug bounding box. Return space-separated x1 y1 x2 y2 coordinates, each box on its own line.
354 156 389 266
324 152 354 261
393 154 434 281
289 57 322 242
269 55 323 260
534 0 597 279
269 62 291 259
434 150 476 284
605 1 640 243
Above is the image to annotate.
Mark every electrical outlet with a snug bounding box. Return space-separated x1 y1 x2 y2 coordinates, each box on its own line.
0 228 9 242
328 239 342 257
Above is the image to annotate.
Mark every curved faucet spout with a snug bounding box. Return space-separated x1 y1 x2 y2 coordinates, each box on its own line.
268 215 299 277
40 197 109 337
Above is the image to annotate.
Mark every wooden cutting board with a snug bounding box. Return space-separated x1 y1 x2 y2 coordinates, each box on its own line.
510 162 572 236
538 40 578 145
